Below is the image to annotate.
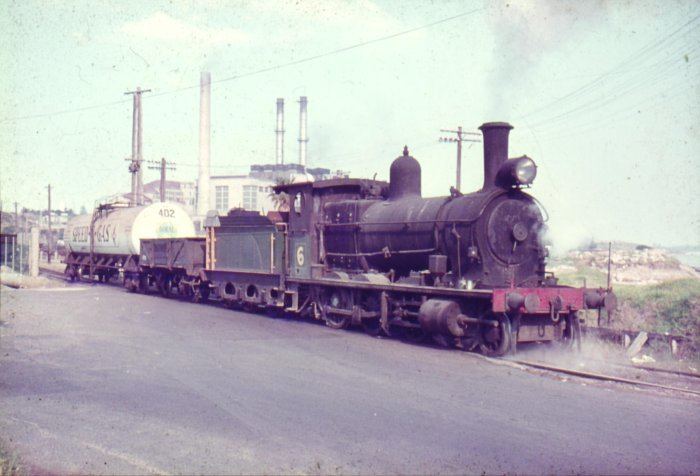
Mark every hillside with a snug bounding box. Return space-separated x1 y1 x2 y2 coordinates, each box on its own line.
549 243 699 287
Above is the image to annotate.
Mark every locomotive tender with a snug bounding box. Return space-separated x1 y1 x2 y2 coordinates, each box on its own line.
125 122 616 356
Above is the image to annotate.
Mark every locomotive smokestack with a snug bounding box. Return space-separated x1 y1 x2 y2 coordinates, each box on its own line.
479 122 513 189
197 71 211 216
298 96 308 167
275 98 285 165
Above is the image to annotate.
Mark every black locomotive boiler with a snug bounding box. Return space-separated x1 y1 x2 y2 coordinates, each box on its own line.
126 121 616 356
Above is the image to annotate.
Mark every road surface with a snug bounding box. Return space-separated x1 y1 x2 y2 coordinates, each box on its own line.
1 284 698 474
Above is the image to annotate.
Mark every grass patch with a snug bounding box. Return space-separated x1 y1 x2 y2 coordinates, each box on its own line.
556 266 609 288
557 266 700 340
615 279 700 336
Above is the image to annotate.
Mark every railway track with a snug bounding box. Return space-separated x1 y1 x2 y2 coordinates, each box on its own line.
504 358 700 397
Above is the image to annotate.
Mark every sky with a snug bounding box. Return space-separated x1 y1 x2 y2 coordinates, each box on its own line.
0 0 698 251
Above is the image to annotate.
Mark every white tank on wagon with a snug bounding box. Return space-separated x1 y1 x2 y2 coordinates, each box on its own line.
64 202 196 256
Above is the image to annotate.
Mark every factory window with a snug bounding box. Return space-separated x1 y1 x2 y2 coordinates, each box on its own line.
215 186 229 212
243 185 258 211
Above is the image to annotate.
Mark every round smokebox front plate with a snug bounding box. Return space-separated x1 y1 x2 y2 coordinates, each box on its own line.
486 199 542 265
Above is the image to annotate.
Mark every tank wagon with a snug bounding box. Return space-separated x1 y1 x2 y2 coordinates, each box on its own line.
64 202 196 282
126 122 616 356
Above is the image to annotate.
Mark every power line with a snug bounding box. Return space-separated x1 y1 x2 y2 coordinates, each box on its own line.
518 13 700 120
0 8 483 123
528 51 699 129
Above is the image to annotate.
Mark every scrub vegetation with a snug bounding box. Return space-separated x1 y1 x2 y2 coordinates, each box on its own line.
557 266 700 345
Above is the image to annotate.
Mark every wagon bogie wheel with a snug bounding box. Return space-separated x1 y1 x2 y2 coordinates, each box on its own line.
321 288 351 329
160 276 173 298
138 275 150 294
478 313 512 357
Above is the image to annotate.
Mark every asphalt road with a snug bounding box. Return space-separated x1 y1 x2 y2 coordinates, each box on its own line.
1 284 699 475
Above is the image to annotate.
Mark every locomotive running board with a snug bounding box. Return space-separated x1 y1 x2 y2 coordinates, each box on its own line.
287 277 492 299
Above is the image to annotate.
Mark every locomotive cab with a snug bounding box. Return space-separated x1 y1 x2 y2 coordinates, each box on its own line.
273 179 388 279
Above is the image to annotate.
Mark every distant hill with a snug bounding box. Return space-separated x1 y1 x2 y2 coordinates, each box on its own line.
549 242 699 286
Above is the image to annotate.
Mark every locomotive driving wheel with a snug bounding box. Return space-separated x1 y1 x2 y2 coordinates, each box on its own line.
320 288 352 329
360 293 382 336
558 311 582 351
400 321 426 344
478 313 512 357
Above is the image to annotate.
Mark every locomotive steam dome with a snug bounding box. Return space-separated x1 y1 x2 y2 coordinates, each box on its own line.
389 146 421 199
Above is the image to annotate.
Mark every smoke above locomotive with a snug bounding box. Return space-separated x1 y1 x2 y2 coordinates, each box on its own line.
64 202 196 256
323 122 546 289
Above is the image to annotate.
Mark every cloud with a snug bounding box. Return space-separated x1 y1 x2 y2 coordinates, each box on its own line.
247 0 403 34
121 12 248 46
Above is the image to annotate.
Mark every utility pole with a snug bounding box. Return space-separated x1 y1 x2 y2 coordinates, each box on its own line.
13 202 18 233
125 87 151 206
47 184 52 263
439 127 481 192
147 158 177 202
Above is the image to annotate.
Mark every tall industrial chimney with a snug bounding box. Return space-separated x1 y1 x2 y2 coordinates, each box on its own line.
197 71 211 216
478 122 513 189
275 98 285 165
298 96 308 167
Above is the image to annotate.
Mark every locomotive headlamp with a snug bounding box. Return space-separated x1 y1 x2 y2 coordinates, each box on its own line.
496 155 538 188
514 157 537 185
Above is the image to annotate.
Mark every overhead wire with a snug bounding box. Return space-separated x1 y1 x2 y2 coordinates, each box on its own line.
524 35 699 141
0 8 483 123
530 49 699 131
518 13 700 121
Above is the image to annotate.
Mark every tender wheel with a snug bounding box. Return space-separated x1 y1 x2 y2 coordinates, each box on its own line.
192 283 210 303
321 289 351 329
138 275 151 294
125 277 139 292
478 313 512 357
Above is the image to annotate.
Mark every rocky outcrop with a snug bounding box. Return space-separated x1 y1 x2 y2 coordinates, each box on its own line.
567 247 699 285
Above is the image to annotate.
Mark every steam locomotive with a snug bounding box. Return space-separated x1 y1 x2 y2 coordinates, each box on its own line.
119 121 615 356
